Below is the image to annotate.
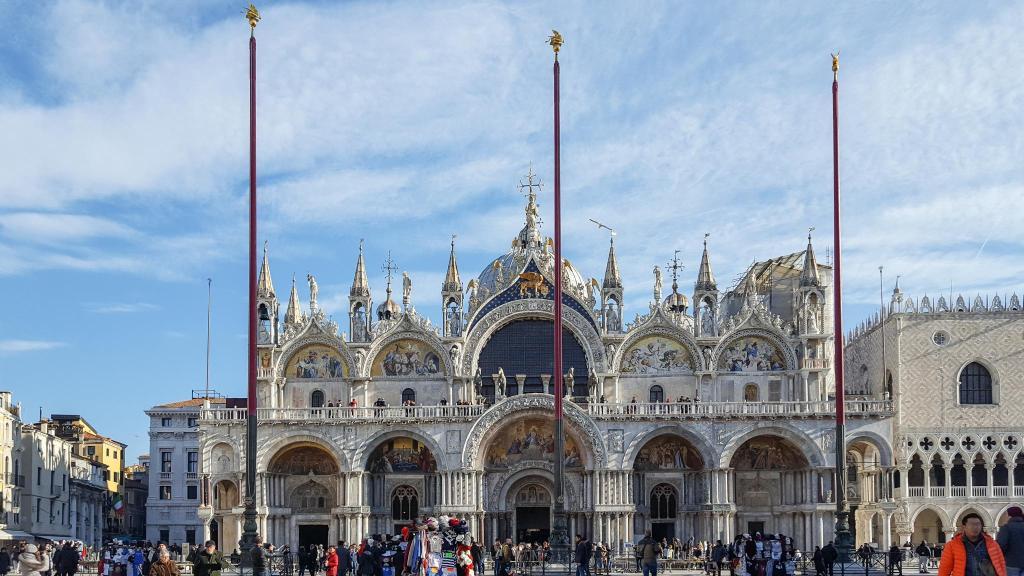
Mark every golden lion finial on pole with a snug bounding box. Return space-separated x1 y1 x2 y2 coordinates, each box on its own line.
548 30 564 58
245 3 261 32
831 50 840 80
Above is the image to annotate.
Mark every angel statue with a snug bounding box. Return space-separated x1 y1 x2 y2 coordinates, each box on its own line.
402 272 412 306
653 265 663 302
495 367 508 399
307 274 319 310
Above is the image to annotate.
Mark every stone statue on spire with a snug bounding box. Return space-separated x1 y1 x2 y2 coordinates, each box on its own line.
653 265 663 302
306 273 319 311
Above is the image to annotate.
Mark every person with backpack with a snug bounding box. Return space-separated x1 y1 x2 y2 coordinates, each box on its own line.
917 541 933 574
998 506 1024 576
636 530 663 576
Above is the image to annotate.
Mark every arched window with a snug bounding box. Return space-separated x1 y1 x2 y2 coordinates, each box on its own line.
391 486 418 520
959 363 993 405
743 384 759 402
650 484 677 520
649 385 664 403
402 388 416 404
311 390 325 408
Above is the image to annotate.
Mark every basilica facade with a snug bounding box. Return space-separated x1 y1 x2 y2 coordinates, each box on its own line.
194 179 894 552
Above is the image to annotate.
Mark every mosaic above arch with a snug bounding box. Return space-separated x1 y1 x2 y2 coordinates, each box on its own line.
620 335 695 374
731 436 808 470
269 445 339 475
718 336 785 372
368 437 437 473
371 338 443 377
484 417 584 470
285 344 348 379
634 435 704 470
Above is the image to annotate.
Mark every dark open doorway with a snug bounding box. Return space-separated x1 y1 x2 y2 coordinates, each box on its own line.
299 525 330 549
651 523 675 541
516 507 550 544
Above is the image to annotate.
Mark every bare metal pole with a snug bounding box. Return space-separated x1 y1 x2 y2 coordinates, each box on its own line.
206 277 212 399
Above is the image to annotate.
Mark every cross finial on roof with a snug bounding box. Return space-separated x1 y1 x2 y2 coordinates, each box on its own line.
382 251 398 292
667 250 684 284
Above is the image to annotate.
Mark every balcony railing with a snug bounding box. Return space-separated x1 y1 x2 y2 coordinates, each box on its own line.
993 486 1009 497
930 487 946 497
800 358 831 370
186 472 198 480
159 472 172 480
908 487 925 497
1015 486 1024 497
201 398 893 423
972 486 988 498
950 486 968 497
4 474 25 488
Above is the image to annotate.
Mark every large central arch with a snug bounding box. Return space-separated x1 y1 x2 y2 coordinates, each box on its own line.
462 394 607 468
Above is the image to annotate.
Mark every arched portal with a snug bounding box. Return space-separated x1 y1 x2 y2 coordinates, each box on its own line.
912 508 947 543
510 481 552 544
730 435 814 542
365 436 438 535
476 319 590 399
212 480 239 551
632 434 705 541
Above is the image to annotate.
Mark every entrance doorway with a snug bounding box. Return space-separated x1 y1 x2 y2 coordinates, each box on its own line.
651 522 675 541
516 507 550 544
299 525 330 548
209 520 219 548
747 521 765 536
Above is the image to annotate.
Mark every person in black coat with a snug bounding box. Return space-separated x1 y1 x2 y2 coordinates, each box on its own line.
820 543 838 576
812 546 825 576
574 535 592 576
0 547 11 576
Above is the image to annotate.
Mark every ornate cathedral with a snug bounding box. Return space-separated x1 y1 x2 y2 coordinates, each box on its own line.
195 172 895 552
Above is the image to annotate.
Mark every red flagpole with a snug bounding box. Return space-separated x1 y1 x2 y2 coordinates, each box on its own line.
241 3 261 555
830 52 854 562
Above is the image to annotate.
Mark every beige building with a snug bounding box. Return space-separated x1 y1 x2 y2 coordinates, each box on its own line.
845 285 1024 545
19 420 73 541
0 391 27 540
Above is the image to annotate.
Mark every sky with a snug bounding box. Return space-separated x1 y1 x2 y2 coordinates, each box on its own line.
1 1 1022 462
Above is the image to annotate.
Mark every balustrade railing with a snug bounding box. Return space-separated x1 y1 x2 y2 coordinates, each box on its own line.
930 487 946 497
972 486 988 497
951 486 967 497
908 487 925 497
993 486 1008 497
201 398 893 422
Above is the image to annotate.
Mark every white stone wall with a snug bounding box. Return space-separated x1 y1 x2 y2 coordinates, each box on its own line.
146 405 204 545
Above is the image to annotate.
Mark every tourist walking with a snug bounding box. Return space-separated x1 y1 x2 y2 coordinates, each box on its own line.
147 552 179 576
636 530 663 576
574 535 592 576
917 542 933 573
999 506 1024 576
18 545 50 576
888 545 904 576
250 538 269 576
192 541 224 576
820 542 837 576
938 513 1006 576
325 547 339 576
0 547 11 576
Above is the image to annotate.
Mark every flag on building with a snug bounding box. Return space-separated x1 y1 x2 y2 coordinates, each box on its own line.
112 493 124 516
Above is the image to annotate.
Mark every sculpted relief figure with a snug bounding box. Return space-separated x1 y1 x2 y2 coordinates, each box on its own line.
653 266 663 302
495 367 507 399
307 273 319 310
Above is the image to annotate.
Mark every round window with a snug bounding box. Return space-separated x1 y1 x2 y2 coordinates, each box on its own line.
932 331 949 346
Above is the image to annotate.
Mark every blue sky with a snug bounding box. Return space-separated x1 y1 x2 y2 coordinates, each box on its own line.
1 1 1022 461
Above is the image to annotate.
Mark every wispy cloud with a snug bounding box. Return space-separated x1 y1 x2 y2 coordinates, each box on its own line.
85 302 160 314
0 339 66 354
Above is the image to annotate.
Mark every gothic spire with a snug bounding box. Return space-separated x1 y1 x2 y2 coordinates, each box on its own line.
800 228 822 287
350 239 370 298
257 240 275 298
443 236 462 293
695 233 717 292
285 274 303 325
602 236 622 290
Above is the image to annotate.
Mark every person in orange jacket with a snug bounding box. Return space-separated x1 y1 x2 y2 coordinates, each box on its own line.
325 547 339 576
939 513 1006 576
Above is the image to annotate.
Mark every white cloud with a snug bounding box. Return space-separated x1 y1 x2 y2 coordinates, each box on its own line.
0 339 66 354
85 302 161 314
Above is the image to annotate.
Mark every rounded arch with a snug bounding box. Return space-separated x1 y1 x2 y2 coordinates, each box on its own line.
268 443 340 475
258 431 350 472
213 478 239 511
462 301 606 377
713 328 796 373
276 333 356 381
847 431 895 467
357 428 448 472
613 326 702 373
957 359 997 405
462 394 607 468
719 424 825 468
910 505 951 529
489 461 581 512
622 425 717 470
952 506 994 529
208 441 237 476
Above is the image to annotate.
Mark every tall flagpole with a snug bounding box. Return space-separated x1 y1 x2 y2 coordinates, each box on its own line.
830 51 854 563
241 2 261 560
548 29 570 561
